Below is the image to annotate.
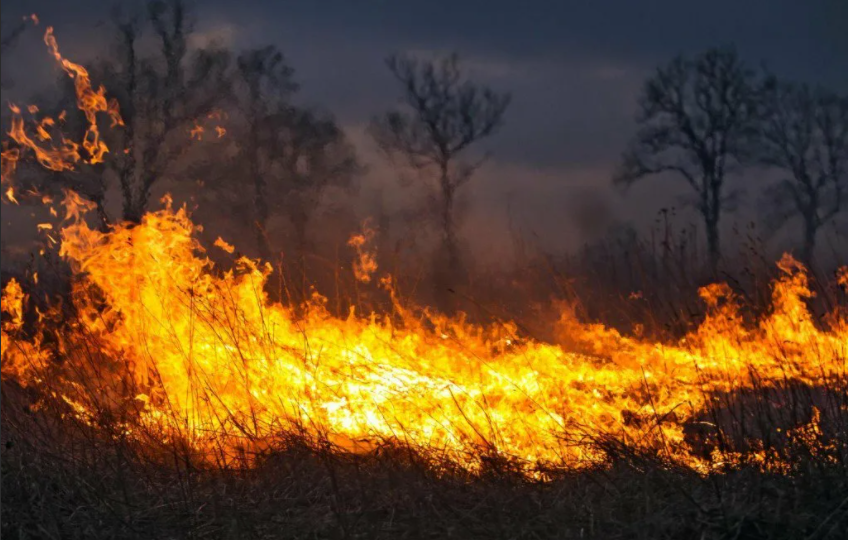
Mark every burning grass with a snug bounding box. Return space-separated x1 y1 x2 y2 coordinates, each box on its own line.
2 23 848 539
2 194 846 476
3 378 847 539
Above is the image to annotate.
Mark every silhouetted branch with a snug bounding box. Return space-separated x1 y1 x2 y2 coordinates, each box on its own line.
614 47 767 271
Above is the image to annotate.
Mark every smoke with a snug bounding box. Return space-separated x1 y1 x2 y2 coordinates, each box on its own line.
563 185 612 239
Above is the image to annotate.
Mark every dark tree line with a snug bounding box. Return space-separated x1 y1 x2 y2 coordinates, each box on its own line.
616 47 847 271
759 83 848 264
5 0 843 297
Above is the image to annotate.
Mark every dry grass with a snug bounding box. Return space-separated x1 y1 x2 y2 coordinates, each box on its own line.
2 223 847 540
2 389 847 540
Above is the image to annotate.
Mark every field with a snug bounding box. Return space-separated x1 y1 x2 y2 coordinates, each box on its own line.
2 14 848 540
2 207 847 539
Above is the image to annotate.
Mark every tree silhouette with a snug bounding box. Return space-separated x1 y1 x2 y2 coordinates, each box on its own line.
102 0 232 223
188 47 359 297
757 81 848 265
370 53 510 302
234 46 298 260
269 106 359 271
615 47 767 273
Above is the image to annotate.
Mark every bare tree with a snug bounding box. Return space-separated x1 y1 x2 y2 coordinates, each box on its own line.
102 0 232 223
228 48 358 269
370 53 510 296
234 46 297 260
270 106 359 272
757 81 848 265
194 49 358 294
614 47 767 273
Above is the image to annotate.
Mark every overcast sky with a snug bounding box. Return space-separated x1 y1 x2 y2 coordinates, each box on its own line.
2 0 847 260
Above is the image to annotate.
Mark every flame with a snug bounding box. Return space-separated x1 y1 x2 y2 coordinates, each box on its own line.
2 196 845 473
2 27 122 203
348 218 378 283
1 142 20 188
43 27 123 155
838 267 848 290
214 236 236 253
6 107 80 173
1 21 845 477
190 123 204 140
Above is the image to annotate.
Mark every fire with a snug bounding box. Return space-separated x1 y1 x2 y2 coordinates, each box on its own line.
1 26 123 203
190 123 204 140
1 20 846 477
42 27 123 161
214 236 236 254
348 218 378 283
2 197 845 472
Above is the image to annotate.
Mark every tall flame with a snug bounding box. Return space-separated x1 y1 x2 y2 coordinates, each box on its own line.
42 27 123 162
1 26 122 203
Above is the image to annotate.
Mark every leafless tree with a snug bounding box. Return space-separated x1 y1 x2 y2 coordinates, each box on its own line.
268 106 359 262
370 53 510 297
234 46 298 260
101 0 232 223
225 48 359 274
757 81 848 265
614 47 767 273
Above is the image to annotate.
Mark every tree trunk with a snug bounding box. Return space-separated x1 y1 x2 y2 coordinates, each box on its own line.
123 199 143 225
438 164 460 271
290 203 310 304
119 166 136 224
122 169 156 225
441 186 458 275
705 178 722 275
253 182 270 262
706 219 720 275
93 195 111 232
801 213 817 268
435 166 462 313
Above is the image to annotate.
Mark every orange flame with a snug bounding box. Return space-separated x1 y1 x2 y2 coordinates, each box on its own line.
43 27 123 163
348 218 378 283
214 236 236 253
2 27 122 204
190 123 204 140
2 197 844 473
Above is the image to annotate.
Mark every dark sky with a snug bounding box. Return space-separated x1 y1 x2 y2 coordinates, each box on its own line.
2 0 847 260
